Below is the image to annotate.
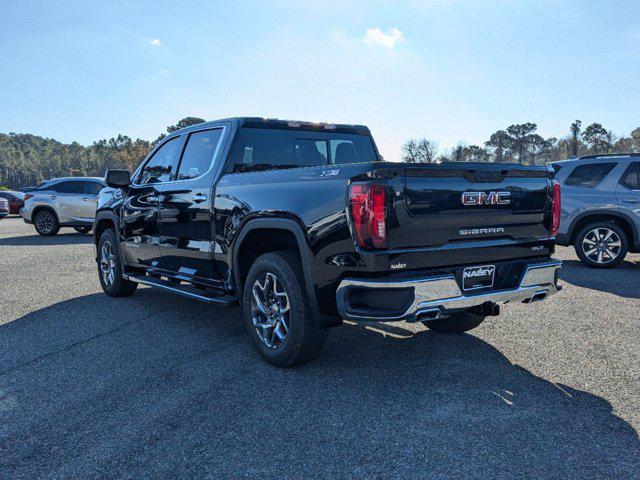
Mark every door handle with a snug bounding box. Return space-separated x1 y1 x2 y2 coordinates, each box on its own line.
192 193 207 203
81 197 89 201
50 195 57 200
622 199 640 204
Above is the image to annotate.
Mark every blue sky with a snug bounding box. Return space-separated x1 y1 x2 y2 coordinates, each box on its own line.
1 0 639 161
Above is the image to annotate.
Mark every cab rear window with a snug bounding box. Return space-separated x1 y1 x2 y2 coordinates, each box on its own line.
565 163 617 188
228 128 378 173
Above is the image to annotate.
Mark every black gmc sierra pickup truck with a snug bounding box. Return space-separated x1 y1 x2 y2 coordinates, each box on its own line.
94 117 562 366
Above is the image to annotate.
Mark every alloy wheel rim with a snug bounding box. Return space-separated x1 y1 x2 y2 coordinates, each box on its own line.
251 272 290 349
36 212 53 233
582 228 622 264
100 241 116 287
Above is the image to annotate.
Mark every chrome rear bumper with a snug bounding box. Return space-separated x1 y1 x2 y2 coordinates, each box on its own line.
336 260 562 322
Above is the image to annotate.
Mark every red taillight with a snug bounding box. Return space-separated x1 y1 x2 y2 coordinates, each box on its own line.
23 194 33 201
349 182 388 249
551 180 561 236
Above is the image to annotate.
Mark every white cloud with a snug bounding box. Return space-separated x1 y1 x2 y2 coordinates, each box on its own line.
147 38 161 46
363 27 405 48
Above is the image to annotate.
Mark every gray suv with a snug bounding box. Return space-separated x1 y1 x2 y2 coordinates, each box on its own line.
20 177 106 236
553 154 640 267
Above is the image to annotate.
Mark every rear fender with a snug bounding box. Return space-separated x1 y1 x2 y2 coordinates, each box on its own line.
232 217 339 329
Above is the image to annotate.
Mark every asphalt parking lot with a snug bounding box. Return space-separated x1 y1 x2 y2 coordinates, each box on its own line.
1 216 639 479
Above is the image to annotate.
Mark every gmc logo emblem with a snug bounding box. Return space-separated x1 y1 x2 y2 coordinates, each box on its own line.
461 191 511 206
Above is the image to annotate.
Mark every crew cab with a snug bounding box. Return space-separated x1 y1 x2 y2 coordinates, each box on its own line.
94 117 562 366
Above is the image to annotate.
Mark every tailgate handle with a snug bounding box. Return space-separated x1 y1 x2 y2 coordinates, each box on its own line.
471 170 508 182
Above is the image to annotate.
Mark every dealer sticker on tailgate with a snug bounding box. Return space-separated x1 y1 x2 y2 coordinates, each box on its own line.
462 265 495 291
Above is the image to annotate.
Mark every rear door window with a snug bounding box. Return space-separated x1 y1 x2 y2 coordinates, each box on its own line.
176 129 223 180
565 163 617 187
620 162 640 190
52 181 84 194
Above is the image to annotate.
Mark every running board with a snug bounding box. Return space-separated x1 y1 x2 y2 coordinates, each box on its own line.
124 274 238 307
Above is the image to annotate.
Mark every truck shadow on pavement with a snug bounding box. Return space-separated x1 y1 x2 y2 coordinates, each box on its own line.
0 232 93 246
1 290 638 478
559 259 640 299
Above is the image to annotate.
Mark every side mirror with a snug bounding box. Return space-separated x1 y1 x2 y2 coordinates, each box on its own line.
105 169 131 189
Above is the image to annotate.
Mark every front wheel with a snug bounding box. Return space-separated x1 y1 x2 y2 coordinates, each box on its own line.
74 226 92 234
574 222 628 268
97 228 138 297
423 311 486 334
242 251 327 367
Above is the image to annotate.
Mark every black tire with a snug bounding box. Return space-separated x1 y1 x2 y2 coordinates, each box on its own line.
423 311 486 334
242 251 328 367
97 228 138 297
33 209 60 236
74 226 92 234
573 221 628 269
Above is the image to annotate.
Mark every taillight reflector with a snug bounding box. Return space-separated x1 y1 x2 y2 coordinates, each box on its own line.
349 182 388 249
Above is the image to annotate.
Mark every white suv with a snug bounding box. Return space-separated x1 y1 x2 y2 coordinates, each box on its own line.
20 177 106 236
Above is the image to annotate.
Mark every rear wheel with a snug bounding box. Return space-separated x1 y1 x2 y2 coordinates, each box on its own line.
34 209 60 236
242 251 327 367
74 226 92 234
574 222 628 268
97 228 138 297
423 311 486 334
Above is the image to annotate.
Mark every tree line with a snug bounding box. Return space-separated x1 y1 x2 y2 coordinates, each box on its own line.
2 117 640 190
401 121 640 164
0 117 205 190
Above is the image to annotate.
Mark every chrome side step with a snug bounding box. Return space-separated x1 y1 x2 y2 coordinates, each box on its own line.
124 274 238 307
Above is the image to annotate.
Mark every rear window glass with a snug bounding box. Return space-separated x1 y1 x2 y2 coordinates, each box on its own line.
551 164 563 174
565 163 617 187
621 163 639 190
228 128 377 173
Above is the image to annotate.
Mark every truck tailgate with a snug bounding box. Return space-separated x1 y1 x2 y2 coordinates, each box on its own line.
390 164 552 250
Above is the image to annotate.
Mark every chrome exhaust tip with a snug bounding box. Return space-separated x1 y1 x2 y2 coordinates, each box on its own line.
413 308 442 322
523 290 548 304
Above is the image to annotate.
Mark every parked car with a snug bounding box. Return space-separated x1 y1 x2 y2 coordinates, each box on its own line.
0 198 9 218
552 154 640 268
0 191 25 214
94 117 562 367
20 177 106 236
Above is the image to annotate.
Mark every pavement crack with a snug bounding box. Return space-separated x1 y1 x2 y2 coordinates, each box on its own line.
0 302 188 377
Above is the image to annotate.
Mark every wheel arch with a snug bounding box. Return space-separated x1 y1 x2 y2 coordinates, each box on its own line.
568 210 638 246
93 210 127 269
31 204 58 224
232 217 339 329
93 211 119 246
